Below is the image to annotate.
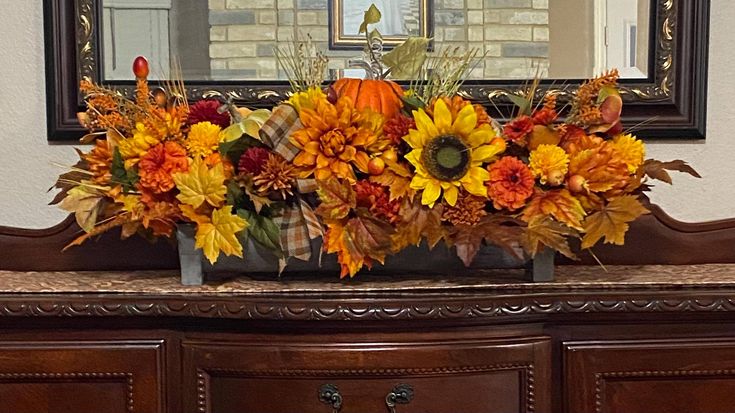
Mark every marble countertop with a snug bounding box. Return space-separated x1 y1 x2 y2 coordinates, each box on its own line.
0 264 734 296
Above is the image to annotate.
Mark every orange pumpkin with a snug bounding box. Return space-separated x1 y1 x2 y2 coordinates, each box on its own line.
332 78 404 119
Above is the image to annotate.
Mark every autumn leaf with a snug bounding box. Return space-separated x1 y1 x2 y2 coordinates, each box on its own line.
446 215 524 266
58 185 104 233
324 222 365 278
522 189 586 230
49 149 91 206
63 213 128 251
522 217 578 260
358 4 382 34
316 178 356 221
173 160 227 209
643 159 701 184
581 195 649 249
392 197 445 251
568 147 629 193
346 210 395 264
369 161 414 201
383 37 430 79
194 206 248 264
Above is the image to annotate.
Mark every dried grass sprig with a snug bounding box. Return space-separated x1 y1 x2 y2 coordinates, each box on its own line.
275 33 328 92
413 47 484 104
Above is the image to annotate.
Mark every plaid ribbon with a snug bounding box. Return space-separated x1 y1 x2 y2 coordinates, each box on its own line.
259 104 303 162
259 105 323 263
274 198 323 262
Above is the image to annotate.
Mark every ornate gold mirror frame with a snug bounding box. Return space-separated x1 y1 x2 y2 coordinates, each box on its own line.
44 0 709 141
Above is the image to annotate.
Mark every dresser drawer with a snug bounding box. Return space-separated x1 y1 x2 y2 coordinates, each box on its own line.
564 338 735 413
183 335 550 413
0 340 164 413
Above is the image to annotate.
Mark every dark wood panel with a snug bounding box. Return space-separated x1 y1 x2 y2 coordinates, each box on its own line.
0 341 165 413
564 338 735 413
183 335 551 413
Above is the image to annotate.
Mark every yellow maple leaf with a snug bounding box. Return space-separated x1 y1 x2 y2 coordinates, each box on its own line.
173 160 227 209
522 216 578 260
522 189 586 230
581 195 649 249
193 206 248 264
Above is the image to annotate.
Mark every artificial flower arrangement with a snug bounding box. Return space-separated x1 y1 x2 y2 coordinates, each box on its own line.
53 5 699 278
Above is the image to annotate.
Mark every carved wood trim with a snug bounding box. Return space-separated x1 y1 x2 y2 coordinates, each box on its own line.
197 363 535 413
0 291 734 321
0 372 135 413
594 369 735 413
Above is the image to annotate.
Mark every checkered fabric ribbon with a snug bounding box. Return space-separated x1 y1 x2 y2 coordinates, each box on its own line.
274 198 323 262
259 104 303 162
260 104 322 263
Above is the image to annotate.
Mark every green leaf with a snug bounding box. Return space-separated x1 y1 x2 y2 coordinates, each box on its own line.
359 4 382 34
382 37 430 79
226 181 245 208
507 93 532 116
218 135 262 166
110 148 138 192
238 209 282 256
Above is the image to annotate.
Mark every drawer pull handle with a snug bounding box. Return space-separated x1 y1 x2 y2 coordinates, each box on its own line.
385 384 414 413
318 383 343 413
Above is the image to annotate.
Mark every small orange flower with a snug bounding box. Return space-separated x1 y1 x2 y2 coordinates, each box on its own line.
138 141 189 193
487 156 535 211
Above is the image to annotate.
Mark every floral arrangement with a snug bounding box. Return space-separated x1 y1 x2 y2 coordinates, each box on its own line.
53 5 699 278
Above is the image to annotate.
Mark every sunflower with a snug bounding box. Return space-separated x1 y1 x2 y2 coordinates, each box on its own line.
291 95 377 182
403 98 504 207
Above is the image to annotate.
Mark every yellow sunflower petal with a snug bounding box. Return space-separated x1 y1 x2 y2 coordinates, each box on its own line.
433 98 452 135
466 126 495 148
443 184 459 206
404 129 427 149
410 174 431 189
453 103 478 137
413 109 439 140
404 149 423 169
472 144 503 163
421 180 442 207
461 167 490 197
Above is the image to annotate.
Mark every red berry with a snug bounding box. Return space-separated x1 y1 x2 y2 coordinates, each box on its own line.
133 56 149 78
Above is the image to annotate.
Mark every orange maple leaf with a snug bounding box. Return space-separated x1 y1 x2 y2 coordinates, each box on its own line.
568 146 630 194
522 216 578 260
392 197 445 252
369 159 414 202
581 195 650 249
522 189 586 230
316 178 356 221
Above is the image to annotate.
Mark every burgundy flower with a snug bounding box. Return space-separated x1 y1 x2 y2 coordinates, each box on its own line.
238 147 271 175
383 114 416 145
188 99 231 129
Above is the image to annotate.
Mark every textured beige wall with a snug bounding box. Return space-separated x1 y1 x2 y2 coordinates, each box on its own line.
0 1 731 229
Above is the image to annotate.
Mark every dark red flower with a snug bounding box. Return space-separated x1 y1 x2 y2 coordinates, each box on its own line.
355 180 400 224
503 115 534 146
188 99 231 129
383 114 416 145
238 147 271 175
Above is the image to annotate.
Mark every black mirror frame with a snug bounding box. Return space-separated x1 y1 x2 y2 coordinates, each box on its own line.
44 0 709 142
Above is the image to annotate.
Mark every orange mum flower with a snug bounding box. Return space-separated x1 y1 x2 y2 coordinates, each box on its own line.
138 141 189 193
291 96 378 182
487 156 535 211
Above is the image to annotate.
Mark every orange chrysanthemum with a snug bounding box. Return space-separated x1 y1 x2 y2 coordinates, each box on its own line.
487 156 535 211
138 141 189 193
84 139 113 185
291 95 378 182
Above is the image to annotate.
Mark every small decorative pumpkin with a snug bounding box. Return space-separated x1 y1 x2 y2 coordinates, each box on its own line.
332 78 404 119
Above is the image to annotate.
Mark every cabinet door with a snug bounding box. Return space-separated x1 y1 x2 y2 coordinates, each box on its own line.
0 341 164 413
565 338 735 413
183 336 550 413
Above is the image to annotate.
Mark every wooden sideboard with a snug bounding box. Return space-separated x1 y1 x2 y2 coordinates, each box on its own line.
0 266 734 413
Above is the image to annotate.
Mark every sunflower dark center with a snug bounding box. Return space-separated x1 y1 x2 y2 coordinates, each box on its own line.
422 134 471 181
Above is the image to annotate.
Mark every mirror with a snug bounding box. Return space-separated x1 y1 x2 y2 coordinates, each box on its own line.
43 0 709 141
100 0 650 81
